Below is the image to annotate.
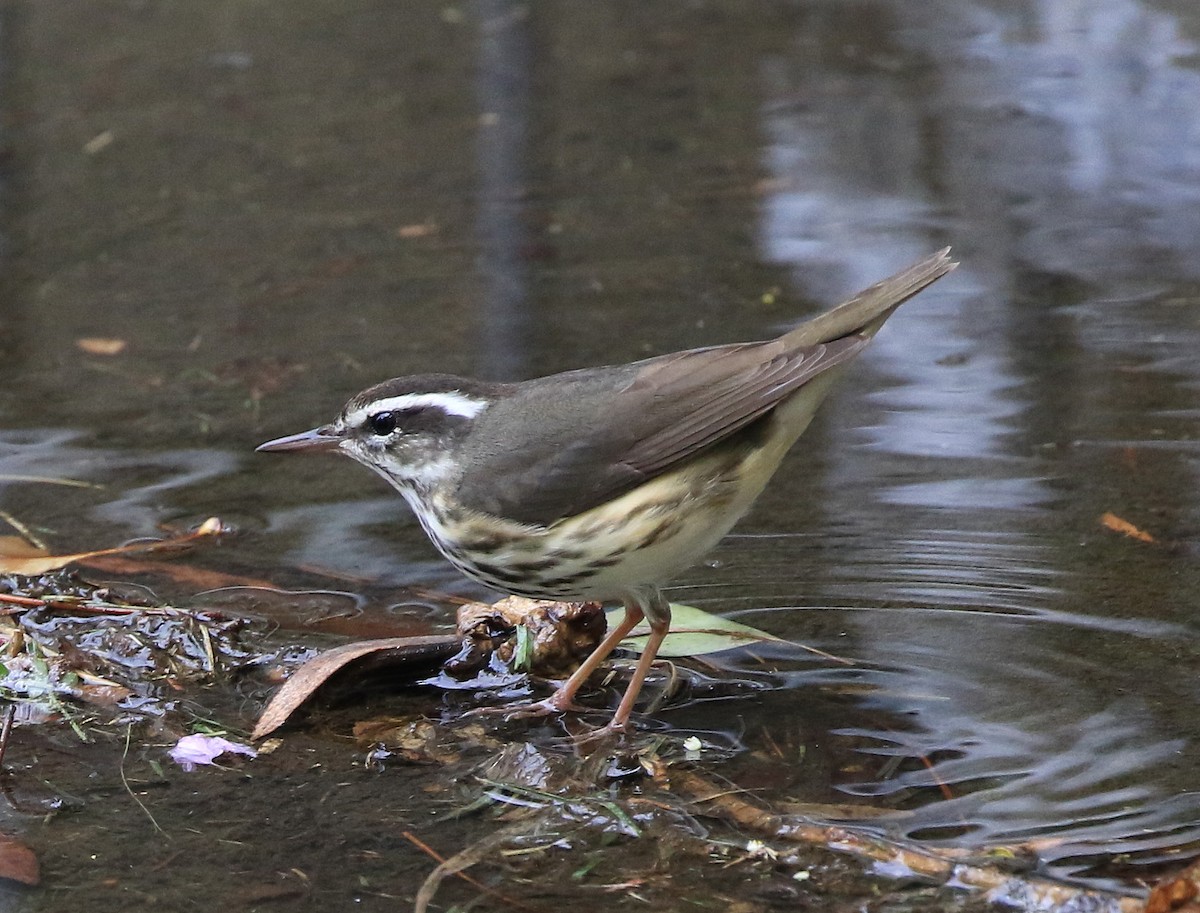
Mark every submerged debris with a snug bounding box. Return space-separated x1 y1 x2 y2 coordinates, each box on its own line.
0 569 288 736
0 537 1181 910
447 595 606 679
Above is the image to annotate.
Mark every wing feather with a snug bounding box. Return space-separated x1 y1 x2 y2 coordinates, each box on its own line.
453 250 954 526
455 335 866 526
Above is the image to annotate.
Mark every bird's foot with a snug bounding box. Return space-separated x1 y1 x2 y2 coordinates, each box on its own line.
461 692 589 723
570 718 629 746
460 696 638 752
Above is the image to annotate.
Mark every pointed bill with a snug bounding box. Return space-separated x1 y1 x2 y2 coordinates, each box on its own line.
256 425 343 453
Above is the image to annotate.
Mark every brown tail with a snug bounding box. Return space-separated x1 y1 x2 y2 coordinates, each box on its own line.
781 248 957 349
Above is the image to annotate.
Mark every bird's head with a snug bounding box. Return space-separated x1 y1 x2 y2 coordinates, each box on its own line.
257 374 498 496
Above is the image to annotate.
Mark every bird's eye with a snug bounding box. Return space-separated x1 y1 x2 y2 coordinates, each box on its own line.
367 412 397 436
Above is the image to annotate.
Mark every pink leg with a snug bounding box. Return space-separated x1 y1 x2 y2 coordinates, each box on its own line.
605 615 668 733
546 597 644 712
585 588 672 735
467 589 672 735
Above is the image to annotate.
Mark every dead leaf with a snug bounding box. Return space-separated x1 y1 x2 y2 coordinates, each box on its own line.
76 337 127 356
0 834 39 886
1100 511 1156 543
73 682 135 708
396 222 437 239
0 517 226 575
451 597 605 679
1147 859 1200 913
0 537 47 560
613 603 788 657
352 718 463 765
229 879 309 906
82 130 114 155
252 635 459 740
1147 881 1200 913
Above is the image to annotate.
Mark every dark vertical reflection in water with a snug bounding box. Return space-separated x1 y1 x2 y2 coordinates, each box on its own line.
0 7 15 390
473 0 531 380
0 11 8 261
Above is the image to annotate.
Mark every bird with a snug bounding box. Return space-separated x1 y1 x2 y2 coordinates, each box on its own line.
257 249 955 734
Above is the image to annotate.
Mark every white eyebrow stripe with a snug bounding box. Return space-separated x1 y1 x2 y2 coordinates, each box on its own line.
346 392 489 426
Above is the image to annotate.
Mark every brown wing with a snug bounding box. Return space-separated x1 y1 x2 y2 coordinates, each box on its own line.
454 250 955 526
617 335 867 477
454 335 867 526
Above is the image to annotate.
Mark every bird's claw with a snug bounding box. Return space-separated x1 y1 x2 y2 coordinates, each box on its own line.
461 694 587 722
570 719 628 746
458 696 636 750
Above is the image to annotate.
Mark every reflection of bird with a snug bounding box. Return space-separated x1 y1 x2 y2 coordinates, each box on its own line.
259 249 956 734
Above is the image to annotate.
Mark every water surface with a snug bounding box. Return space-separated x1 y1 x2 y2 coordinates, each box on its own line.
3 0 1200 908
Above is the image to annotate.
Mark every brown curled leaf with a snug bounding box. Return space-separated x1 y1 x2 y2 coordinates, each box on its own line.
251 635 459 740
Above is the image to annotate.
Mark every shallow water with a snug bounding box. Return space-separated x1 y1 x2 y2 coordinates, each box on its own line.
3 0 1200 908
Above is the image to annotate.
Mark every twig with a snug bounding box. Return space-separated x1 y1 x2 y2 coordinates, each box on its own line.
120 725 166 837
759 725 785 760
0 476 100 491
198 621 217 674
918 752 956 802
0 511 49 550
675 768 1142 912
403 830 495 899
0 704 14 767
403 828 537 913
0 594 45 609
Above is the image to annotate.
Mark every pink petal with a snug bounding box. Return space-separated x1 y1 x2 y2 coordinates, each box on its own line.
169 734 257 772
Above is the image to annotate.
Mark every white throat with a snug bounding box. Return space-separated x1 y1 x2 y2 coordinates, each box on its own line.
361 452 454 494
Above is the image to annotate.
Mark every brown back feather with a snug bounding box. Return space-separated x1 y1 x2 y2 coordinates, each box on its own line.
453 249 955 526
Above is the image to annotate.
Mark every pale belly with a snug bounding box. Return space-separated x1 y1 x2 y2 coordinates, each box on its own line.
405 373 835 603
418 438 794 602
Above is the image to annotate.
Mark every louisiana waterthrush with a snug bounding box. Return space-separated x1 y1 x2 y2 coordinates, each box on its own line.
258 249 955 733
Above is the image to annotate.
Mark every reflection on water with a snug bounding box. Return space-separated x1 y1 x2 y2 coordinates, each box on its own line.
260 499 476 591
0 430 237 541
830 607 1200 888
760 0 1200 285
737 0 1200 888
690 523 1200 888
5 0 1200 900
